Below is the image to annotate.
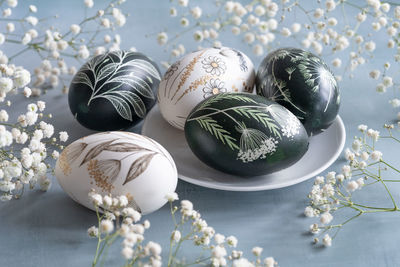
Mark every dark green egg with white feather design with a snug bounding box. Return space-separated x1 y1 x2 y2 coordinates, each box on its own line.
69 50 161 131
256 48 340 136
184 93 309 176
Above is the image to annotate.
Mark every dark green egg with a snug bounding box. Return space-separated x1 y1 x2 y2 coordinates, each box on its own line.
184 93 309 176
256 48 340 136
69 51 161 131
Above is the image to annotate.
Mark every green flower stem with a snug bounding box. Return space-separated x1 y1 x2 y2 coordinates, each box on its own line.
185 256 212 266
380 160 400 174
100 233 120 267
360 170 380 180
381 136 400 144
95 235 110 266
363 180 380 186
171 229 196 265
351 203 395 211
378 177 399 210
167 201 179 267
163 22 200 47
8 47 30 61
0 122 19 128
92 206 103 267
295 2 317 32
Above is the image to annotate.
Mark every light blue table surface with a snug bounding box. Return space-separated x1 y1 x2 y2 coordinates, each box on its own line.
1 1 400 266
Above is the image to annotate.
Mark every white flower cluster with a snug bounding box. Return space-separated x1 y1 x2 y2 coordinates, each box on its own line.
88 191 160 265
154 0 379 65
237 137 277 163
0 0 128 95
303 124 398 247
171 194 277 267
156 0 400 116
0 101 68 201
88 190 277 266
281 114 301 139
0 63 31 100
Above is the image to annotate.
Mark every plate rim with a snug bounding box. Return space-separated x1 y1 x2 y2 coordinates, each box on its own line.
141 107 346 191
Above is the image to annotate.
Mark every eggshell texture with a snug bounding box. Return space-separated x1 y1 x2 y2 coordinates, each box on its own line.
55 131 177 215
69 51 161 131
158 47 255 130
185 93 309 176
256 48 340 136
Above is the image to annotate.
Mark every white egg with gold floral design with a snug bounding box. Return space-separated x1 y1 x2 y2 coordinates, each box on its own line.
55 131 177 215
158 47 255 130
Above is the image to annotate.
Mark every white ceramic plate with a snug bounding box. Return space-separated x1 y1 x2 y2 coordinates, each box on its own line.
141 105 346 191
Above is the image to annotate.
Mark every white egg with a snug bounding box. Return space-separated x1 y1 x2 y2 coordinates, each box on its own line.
55 131 177 215
158 47 255 130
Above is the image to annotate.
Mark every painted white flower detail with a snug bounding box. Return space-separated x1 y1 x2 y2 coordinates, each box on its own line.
201 56 226 76
281 113 301 139
202 78 227 98
236 124 278 163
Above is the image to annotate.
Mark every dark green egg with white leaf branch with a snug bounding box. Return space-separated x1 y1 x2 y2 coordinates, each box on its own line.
69 51 161 131
184 93 309 176
256 48 340 136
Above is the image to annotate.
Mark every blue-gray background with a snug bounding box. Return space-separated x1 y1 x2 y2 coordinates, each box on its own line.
0 0 399 266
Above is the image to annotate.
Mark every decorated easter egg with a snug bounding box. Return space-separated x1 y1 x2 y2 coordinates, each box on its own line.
185 93 309 176
256 48 340 136
69 51 161 131
55 131 177 215
158 47 255 130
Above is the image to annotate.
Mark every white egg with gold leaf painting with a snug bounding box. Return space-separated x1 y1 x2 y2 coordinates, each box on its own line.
158 46 255 130
55 131 178 215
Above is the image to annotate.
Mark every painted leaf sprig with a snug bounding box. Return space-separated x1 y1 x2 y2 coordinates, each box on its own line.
232 107 282 139
73 51 161 121
65 137 160 189
188 94 286 151
197 93 257 110
196 116 239 150
80 139 117 166
123 152 157 185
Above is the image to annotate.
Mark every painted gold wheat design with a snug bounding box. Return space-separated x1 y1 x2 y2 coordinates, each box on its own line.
58 147 71 176
175 75 212 104
170 50 205 101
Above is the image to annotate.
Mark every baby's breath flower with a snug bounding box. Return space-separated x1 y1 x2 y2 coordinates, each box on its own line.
165 192 179 201
322 234 332 247
320 212 333 224
193 31 204 42
29 5 37 13
157 32 168 45
346 180 359 192
190 6 202 19
146 241 162 256
212 246 227 258
264 257 276 267
3 8 11 17
365 41 376 52
252 246 263 257
87 226 98 238
84 0 94 8
226 235 238 247
100 219 114 234
171 230 181 242
70 24 81 35
90 193 103 206
370 150 382 161
121 246 133 260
